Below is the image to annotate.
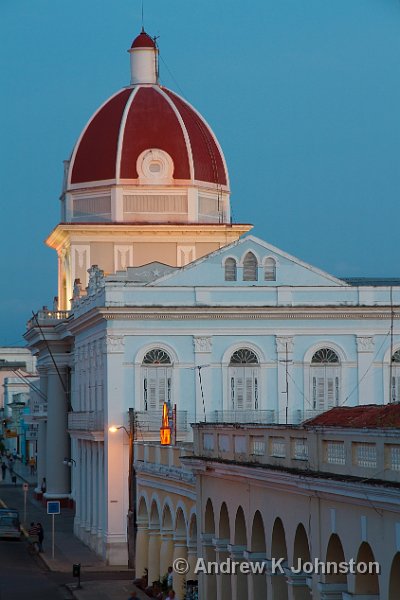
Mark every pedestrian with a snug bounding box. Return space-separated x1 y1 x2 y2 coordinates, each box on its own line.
29 456 36 476
28 522 39 553
37 522 44 552
167 566 173 589
1 463 6 480
41 477 46 494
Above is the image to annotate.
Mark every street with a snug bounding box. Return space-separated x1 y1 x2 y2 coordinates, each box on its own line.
0 536 73 600
0 478 134 600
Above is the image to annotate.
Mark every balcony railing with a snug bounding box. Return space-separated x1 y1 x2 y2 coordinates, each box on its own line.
135 410 188 433
32 403 48 416
27 310 70 330
207 410 276 425
68 411 104 431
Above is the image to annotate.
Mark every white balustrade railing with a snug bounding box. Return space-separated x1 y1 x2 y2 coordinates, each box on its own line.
68 411 104 431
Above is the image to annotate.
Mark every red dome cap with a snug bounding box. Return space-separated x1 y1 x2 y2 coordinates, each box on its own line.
131 30 156 49
69 86 228 187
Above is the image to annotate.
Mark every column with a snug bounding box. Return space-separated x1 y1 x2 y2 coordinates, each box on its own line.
35 421 47 495
147 529 161 586
98 442 104 549
91 442 98 544
215 538 231 600
86 442 93 540
104 334 128 565
45 367 70 499
135 524 149 584
160 532 174 578
74 439 81 536
201 534 217 600
244 551 267 600
35 367 48 495
276 336 294 424
187 542 198 580
356 336 375 405
228 545 248 600
172 538 188 600
80 441 87 539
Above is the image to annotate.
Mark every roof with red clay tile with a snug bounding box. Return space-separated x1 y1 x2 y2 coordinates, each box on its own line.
304 404 400 428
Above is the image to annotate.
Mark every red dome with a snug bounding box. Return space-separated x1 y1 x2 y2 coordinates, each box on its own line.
131 31 156 49
69 85 228 187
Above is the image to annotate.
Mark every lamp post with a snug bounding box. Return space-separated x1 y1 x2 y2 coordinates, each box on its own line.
109 408 136 569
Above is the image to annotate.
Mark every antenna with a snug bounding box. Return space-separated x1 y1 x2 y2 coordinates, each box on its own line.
389 286 394 402
141 0 144 30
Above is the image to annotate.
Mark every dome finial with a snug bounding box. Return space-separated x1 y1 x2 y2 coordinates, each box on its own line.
129 30 158 85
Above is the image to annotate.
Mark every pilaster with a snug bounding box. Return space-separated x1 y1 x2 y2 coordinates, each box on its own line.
356 336 375 405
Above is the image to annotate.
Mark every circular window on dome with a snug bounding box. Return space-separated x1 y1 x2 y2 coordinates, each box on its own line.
137 149 174 183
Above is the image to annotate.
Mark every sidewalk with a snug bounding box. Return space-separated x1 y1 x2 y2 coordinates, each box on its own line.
1 460 148 600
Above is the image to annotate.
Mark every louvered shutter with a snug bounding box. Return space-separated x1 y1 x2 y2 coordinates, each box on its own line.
245 374 253 410
316 377 325 410
158 372 166 409
327 377 335 408
148 370 158 410
236 372 244 409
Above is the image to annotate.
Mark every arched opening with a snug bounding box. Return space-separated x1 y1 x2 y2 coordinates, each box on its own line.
354 542 379 595
175 507 187 539
271 518 288 600
391 349 400 402
389 552 400 600
150 500 160 528
250 511 267 599
264 257 276 281
162 504 173 531
233 506 248 600
141 348 172 411
219 502 230 541
224 258 237 281
293 524 312 600
325 534 347 585
137 496 149 526
229 349 259 412
311 348 340 412
243 252 258 281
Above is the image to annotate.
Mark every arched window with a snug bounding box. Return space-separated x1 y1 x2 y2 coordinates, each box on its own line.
229 349 259 410
243 252 258 281
224 258 237 281
311 348 340 412
142 349 172 410
264 257 276 281
391 349 400 403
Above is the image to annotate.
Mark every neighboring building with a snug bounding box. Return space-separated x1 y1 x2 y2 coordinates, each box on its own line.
130 405 400 600
23 28 400 567
0 348 37 456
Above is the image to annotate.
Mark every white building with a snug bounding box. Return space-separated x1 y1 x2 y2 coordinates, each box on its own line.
24 29 400 566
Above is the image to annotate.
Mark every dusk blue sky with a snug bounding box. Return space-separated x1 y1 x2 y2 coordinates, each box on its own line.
1 0 399 345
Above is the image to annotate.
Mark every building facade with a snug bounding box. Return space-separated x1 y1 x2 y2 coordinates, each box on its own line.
24 29 400 567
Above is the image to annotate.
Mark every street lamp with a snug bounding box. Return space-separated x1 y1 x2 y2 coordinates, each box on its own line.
63 457 76 467
109 408 136 569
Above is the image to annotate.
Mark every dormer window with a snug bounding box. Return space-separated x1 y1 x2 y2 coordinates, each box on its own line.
264 257 276 281
243 252 258 281
225 258 237 281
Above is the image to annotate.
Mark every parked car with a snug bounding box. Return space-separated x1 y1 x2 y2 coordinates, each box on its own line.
0 508 21 539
